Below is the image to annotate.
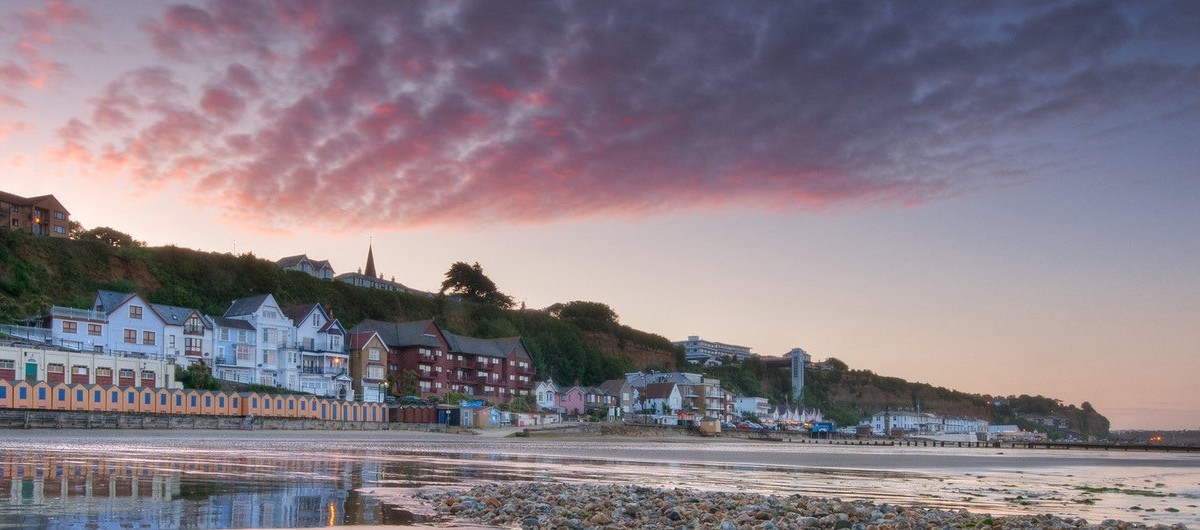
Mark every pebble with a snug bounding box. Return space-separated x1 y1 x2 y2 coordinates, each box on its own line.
420 482 1189 529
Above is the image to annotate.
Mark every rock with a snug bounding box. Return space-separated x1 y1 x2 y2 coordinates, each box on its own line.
521 515 540 528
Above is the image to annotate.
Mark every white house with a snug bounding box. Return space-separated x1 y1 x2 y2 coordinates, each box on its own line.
212 317 257 384
736 396 770 418
152 303 214 367
284 303 351 400
221 294 294 387
90 291 168 359
535 379 559 411
640 382 682 415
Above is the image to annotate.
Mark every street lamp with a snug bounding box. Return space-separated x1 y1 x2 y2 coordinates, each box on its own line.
380 380 389 403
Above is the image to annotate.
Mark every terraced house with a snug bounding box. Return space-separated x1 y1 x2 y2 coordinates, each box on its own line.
349 319 535 401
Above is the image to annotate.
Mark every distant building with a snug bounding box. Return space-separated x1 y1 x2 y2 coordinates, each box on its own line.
787 347 811 401
673 335 753 365
0 190 70 237
276 254 335 280
334 245 434 296
625 371 731 421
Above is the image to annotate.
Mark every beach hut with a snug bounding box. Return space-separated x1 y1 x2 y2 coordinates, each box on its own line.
283 395 299 418
169 389 187 414
49 382 71 411
137 387 155 413
29 381 52 410
241 392 263 417
0 380 16 409
201 391 217 416
213 392 230 416
184 390 202 415
152 388 172 414
120 387 139 413
229 393 241 416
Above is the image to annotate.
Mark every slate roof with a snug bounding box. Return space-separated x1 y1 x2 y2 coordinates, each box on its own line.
224 294 271 318
445 332 509 358
597 379 629 397
94 290 135 315
150 303 212 328
350 319 444 349
348 331 387 351
282 303 319 324
213 317 255 331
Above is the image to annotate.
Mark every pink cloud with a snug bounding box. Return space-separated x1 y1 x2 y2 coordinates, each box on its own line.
50 1 1200 234
0 93 27 108
0 121 33 143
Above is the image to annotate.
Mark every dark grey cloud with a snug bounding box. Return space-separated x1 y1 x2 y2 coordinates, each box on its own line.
58 0 1200 231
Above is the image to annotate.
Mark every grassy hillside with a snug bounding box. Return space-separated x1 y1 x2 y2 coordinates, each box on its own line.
1 230 1111 438
0 230 669 387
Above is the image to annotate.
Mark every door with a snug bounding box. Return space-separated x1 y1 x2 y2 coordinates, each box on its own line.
25 362 37 382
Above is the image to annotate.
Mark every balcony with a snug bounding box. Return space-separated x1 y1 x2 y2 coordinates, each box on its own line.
299 365 346 377
183 325 205 335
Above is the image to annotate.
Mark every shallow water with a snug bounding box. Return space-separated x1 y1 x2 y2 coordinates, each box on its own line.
0 430 1196 528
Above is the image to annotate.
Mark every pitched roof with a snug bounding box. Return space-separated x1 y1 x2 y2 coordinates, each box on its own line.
282 303 320 324
0 191 69 213
94 290 135 315
150 303 211 328
350 319 444 349
348 331 387 351
213 317 255 331
597 379 628 396
643 382 678 400
223 294 272 317
445 332 509 358
275 254 308 268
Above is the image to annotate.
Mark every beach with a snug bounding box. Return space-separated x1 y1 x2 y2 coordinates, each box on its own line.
0 429 1195 528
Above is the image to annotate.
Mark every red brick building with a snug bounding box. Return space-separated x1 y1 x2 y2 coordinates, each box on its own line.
349 319 535 402
0 190 71 237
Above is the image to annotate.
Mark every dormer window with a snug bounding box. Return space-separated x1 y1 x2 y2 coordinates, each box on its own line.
129 306 142 319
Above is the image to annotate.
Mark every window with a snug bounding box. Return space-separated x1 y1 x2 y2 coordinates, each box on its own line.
368 348 380 361
220 328 230 341
129 306 142 319
96 367 112 377
169 336 176 348
262 351 276 365
47 363 64 374
119 369 134 379
329 335 342 351
367 366 384 379
0 359 12 369
236 345 253 362
141 370 155 380
124 329 136 344
61 321 77 333
54 225 66 234
185 337 201 353
54 211 65 220
142 331 155 345
313 314 319 326
73 365 88 375
88 324 101 336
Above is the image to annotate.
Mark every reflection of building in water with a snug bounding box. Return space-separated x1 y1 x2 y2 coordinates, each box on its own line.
0 450 387 528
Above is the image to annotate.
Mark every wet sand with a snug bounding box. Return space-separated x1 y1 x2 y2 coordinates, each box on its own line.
0 429 1196 527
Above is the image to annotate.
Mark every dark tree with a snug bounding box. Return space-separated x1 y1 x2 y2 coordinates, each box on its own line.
75 226 145 248
439 261 514 308
547 301 619 324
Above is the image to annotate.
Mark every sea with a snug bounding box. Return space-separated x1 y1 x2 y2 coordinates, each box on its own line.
0 430 1196 528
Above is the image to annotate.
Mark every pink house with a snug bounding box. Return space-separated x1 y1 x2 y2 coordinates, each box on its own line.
557 386 586 415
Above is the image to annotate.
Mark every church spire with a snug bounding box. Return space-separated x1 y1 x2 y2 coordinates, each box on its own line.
364 241 377 278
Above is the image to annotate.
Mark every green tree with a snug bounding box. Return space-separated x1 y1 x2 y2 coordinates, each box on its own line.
439 262 514 308
175 363 220 391
547 301 619 324
75 226 145 248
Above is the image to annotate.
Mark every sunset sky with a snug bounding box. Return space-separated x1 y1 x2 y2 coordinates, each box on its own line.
2 1 1197 430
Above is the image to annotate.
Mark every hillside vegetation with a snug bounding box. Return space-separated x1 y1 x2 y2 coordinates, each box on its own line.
0 230 670 387
2 229 1109 438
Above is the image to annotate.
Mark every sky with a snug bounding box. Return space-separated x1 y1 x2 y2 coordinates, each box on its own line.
2 0 1198 430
